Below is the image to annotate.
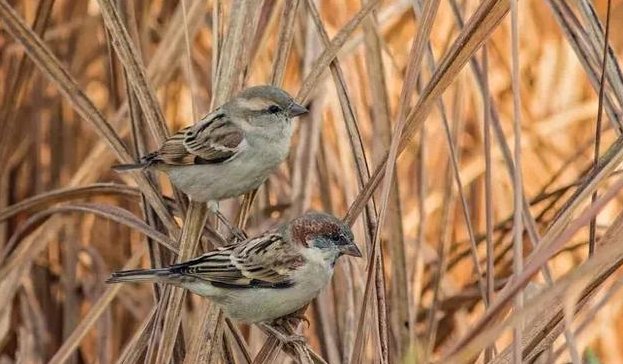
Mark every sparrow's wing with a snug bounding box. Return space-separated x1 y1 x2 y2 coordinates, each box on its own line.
231 233 306 287
166 248 246 283
143 110 245 166
167 233 305 288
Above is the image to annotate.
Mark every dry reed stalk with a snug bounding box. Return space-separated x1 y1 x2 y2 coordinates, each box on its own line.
296 0 380 104
444 176 623 362
482 45 496 361
0 183 139 222
49 248 145 364
0 0 176 230
443 7 580 360
588 0 614 257
546 0 622 130
350 0 441 360
0 0 54 171
344 0 512 224
97 0 169 143
362 1 410 359
1 1 205 361
307 0 374 308
509 0 524 362
424 96 460 361
153 202 207 364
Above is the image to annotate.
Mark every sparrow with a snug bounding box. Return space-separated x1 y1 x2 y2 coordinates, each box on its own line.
106 212 362 325
113 85 308 205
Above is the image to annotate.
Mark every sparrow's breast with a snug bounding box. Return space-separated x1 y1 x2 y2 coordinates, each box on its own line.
210 251 334 323
165 120 294 202
247 119 294 162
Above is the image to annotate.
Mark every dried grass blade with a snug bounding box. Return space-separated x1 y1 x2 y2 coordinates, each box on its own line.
296 0 379 104
0 4 203 319
0 0 129 161
444 158 623 358
0 0 54 169
147 0 206 88
1 6 207 360
115 307 157 364
0 0 176 232
270 0 300 86
0 183 139 222
588 0 613 256
0 203 177 271
319 0 377 360
481 46 496 360
442 6 580 359
362 2 411 357
545 0 622 130
509 0 524 361
225 318 253 364
344 0 510 225
155 201 208 364
575 0 623 110
212 0 261 105
49 248 146 364
312 6 383 361
350 0 440 361
183 303 224 364
253 336 282 364
425 117 458 360
443 180 623 362
96 0 170 142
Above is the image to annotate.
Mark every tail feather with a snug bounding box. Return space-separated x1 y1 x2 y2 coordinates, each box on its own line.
113 151 161 172
111 163 147 172
106 268 172 284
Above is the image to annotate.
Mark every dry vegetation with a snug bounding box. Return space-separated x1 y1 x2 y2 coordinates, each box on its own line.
1 0 623 363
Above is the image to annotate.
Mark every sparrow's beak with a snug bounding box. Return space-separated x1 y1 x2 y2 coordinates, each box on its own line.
340 242 363 258
288 102 308 117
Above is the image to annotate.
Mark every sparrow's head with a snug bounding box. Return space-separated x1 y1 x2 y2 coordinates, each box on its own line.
289 212 362 263
226 85 308 121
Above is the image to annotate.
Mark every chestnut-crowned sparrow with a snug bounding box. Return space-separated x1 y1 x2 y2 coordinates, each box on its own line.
107 212 361 324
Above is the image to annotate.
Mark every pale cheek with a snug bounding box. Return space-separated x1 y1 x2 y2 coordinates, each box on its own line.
245 115 279 130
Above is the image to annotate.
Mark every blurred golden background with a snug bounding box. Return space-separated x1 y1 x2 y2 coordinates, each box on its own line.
1 0 623 363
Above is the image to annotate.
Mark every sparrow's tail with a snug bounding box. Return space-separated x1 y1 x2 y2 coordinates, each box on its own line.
106 268 173 284
111 163 147 172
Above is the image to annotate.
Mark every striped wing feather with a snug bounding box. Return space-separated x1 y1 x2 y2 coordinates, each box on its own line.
143 110 245 166
169 233 305 288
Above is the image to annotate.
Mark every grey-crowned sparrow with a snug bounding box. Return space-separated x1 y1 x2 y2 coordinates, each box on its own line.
114 85 307 206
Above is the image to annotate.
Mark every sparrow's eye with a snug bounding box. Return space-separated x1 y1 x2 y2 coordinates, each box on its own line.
267 105 282 114
329 233 341 242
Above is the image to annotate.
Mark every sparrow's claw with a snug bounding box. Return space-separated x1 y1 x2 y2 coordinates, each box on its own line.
281 333 306 345
259 323 307 345
277 312 310 328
